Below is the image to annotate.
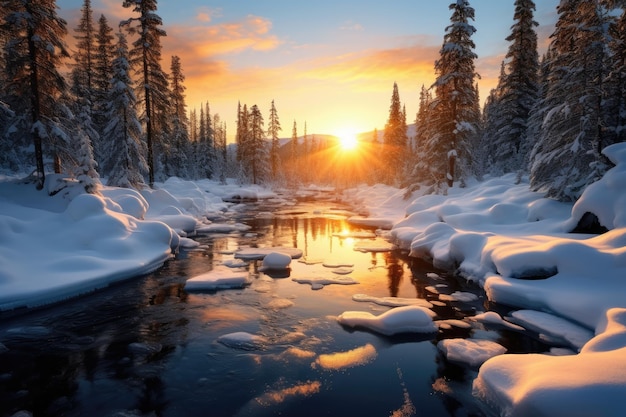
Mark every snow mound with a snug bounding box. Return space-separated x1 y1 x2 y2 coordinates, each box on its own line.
473 308 626 417
184 267 249 291
260 252 292 270
567 142 626 230
337 305 437 336
0 188 174 311
217 332 267 350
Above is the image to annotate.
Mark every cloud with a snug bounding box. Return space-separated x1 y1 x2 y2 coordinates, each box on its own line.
196 6 222 23
164 14 281 58
298 39 439 91
340 20 364 31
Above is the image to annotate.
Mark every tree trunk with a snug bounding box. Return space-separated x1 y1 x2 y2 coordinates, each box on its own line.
27 23 45 190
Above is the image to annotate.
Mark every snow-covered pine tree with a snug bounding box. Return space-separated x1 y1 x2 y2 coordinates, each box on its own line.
529 0 613 201
0 99 18 172
427 0 480 192
121 0 168 188
246 104 268 184
489 0 539 176
194 101 214 179
235 101 243 164
93 14 115 162
167 55 190 179
267 99 282 181
68 102 100 193
603 0 626 145
103 31 147 189
71 0 96 119
68 0 101 190
236 104 251 183
382 82 408 185
2 0 71 189
213 113 227 183
290 120 298 185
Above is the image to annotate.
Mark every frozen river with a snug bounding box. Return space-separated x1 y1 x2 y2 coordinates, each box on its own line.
0 197 544 416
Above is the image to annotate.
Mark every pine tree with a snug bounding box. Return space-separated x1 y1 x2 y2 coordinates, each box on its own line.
426 0 480 191
71 0 96 118
168 55 190 179
267 99 282 181
121 0 168 187
603 1 626 145
489 0 539 175
103 31 147 189
93 14 115 161
2 0 72 189
245 104 268 184
529 0 613 201
290 120 298 185
69 0 100 187
382 82 408 185
237 104 250 182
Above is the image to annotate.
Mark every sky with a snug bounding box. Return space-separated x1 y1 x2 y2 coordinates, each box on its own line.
56 0 560 141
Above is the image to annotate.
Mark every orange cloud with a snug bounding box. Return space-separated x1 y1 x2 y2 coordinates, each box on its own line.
299 41 439 90
164 14 281 58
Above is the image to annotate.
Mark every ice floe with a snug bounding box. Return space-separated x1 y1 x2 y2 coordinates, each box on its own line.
437 338 507 368
337 305 437 336
234 247 303 261
351 293 433 309
184 267 249 291
217 332 267 350
292 276 359 290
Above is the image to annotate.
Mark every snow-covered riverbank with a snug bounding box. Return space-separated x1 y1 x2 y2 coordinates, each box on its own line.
1 143 626 416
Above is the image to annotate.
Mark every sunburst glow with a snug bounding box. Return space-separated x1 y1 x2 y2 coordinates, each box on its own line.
338 132 358 151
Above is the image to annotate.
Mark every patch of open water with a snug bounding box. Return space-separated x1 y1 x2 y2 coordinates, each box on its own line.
0 197 548 417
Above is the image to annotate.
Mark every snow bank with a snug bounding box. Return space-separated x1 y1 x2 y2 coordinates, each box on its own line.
0 176 272 311
379 142 626 415
473 308 626 417
0 184 174 311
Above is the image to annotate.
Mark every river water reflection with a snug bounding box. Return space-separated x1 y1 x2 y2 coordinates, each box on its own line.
0 197 518 417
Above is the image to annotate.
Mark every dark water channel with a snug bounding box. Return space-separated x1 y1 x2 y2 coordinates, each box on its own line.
0 196 546 417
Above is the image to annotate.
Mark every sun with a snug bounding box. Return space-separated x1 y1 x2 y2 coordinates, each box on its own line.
338 132 358 151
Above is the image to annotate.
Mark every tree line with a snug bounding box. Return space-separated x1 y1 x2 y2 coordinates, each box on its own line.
382 0 625 202
1 0 624 203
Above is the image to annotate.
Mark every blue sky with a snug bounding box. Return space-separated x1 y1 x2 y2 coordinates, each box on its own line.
57 0 559 139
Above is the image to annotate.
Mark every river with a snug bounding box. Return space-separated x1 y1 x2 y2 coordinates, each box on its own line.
0 195 545 417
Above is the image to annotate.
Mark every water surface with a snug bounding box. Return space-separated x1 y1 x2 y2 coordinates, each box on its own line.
0 197 540 416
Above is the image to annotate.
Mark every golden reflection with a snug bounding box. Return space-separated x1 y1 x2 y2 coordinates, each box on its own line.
201 306 256 329
313 343 377 370
256 381 322 406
